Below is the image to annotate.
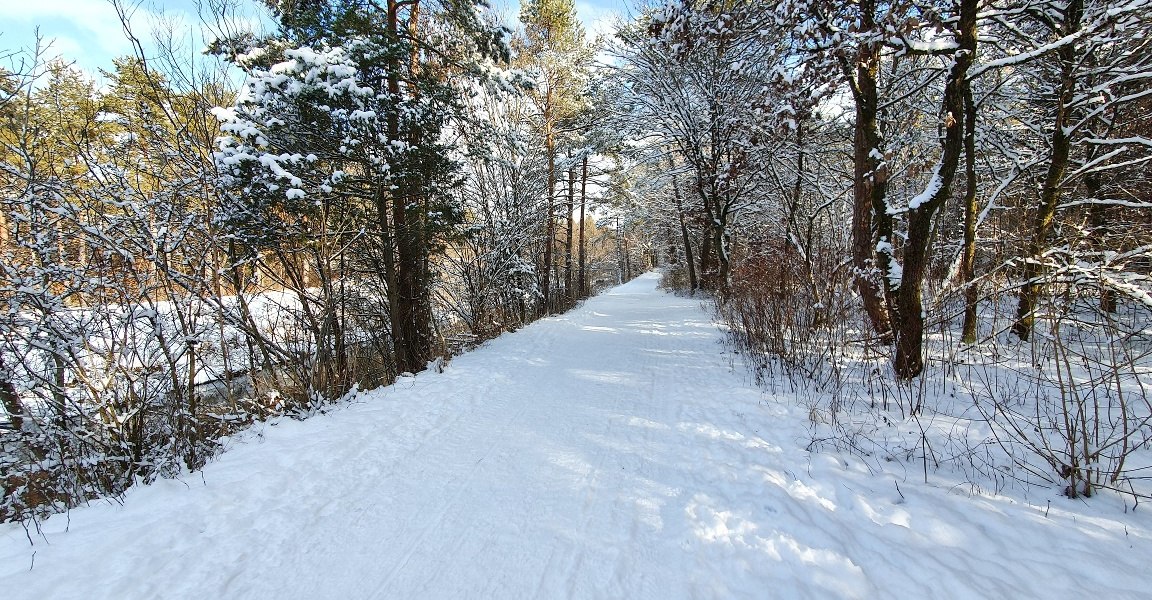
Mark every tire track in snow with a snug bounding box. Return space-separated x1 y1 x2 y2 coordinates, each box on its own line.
364 316 559 598
366 392 531 599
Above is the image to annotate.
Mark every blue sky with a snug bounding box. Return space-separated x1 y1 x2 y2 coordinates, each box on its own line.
0 0 632 76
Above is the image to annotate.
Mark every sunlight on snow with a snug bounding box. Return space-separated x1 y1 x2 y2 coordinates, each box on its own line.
688 503 758 545
756 467 837 512
546 448 594 479
854 494 913 528
634 495 665 530
626 416 671 430
678 422 749 443
567 368 635 384
685 495 866 597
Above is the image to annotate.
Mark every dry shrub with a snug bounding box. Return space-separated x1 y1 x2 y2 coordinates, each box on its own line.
720 244 855 392
658 264 693 293
965 287 1152 499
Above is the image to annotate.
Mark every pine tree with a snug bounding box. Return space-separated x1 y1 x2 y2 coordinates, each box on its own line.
214 0 509 377
517 0 591 314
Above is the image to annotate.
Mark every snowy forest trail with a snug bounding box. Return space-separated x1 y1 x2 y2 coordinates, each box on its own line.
2 273 1149 599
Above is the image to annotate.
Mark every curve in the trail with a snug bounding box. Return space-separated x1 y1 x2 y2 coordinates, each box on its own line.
2 272 1149 600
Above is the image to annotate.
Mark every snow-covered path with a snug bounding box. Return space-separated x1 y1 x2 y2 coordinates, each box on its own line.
2 273 1149 599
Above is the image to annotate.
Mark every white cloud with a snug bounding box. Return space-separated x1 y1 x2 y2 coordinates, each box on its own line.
37 34 87 62
0 0 141 59
575 1 627 41
0 0 264 80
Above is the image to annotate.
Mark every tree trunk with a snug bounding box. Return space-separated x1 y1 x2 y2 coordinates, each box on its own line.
711 208 729 291
578 155 588 297
845 0 894 340
1088 188 1116 313
693 167 723 290
564 157 575 307
541 88 556 315
785 119 821 309
699 221 715 289
409 0 433 368
384 0 432 374
0 354 23 432
668 157 698 291
673 182 698 291
893 0 977 380
623 227 632 281
185 340 199 466
1013 0 1083 341
960 81 979 344
384 0 408 373
373 184 404 373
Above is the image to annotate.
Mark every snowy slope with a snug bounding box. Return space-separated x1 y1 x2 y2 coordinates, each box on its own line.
1 273 1148 599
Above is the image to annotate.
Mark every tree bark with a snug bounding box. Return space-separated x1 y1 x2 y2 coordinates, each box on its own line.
578 155 588 297
1087 184 1116 313
699 220 715 288
693 165 724 290
960 80 979 344
0 354 23 432
844 0 894 339
892 0 977 379
564 157 575 307
411 0 434 366
385 0 432 373
373 183 404 372
671 169 698 291
541 97 556 315
1013 0 1083 341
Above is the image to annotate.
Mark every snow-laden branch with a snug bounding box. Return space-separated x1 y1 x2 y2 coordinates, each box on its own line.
968 31 1085 80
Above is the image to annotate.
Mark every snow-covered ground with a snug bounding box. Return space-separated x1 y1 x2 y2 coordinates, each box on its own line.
1 272 1148 599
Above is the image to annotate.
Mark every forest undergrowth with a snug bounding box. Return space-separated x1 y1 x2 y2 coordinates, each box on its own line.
1 0 631 526
0 284 612 528
707 266 1152 506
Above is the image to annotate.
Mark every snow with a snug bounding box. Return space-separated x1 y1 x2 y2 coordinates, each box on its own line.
968 31 1086 79
897 38 959 55
906 161 944 211
2 273 1148 599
